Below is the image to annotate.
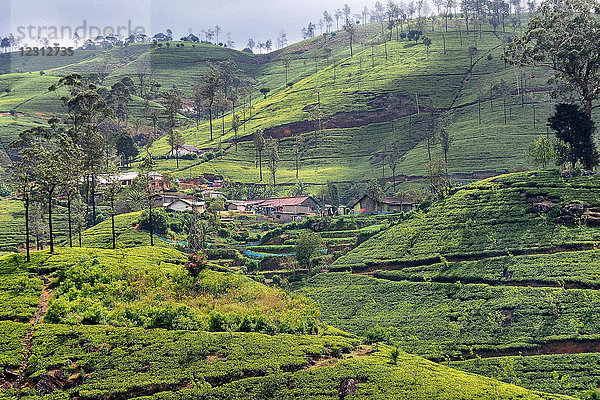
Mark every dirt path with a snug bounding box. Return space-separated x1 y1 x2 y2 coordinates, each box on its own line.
14 282 53 388
435 339 600 362
351 243 599 275
305 345 373 370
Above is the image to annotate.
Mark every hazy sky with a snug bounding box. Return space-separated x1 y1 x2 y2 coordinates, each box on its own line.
2 0 382 48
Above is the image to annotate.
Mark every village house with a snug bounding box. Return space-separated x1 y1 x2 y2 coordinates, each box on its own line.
227 200 261 213
164 198 206 213
352 195 417 214
201 189 226 199
98 171 168 191
152 193 191 208
151 193 205 213
256 196 321 222
168 144 204 157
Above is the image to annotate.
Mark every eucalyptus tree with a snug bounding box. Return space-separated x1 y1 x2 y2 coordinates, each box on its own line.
386 141 402 191
13 127 81 253
48 74 113 225
9 158 35 261
507 0 600 119
266 138 280 187
198 66 222 141
294 134 306 179
163 89 184 168
253 129 265 181
139 152 156 246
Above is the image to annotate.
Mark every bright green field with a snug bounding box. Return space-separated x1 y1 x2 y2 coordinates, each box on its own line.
333 170 600 270
0 18 566 187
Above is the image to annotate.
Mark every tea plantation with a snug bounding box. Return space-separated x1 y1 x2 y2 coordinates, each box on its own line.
295 170 600 398
0 241 576 399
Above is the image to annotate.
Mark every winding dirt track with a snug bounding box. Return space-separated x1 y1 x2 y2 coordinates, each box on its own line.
14 282 52 389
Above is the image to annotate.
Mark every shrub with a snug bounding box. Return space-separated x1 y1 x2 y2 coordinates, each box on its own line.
364 324 387 345
218 228 230 238
390 345 400 365
272 274 281 286
139 208 170 233
244 259 260 273
207 310 227 331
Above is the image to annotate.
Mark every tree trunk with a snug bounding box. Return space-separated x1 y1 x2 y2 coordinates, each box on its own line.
209 107 213 141
149 199 154 246
444 150 449 178
427 141 432 162
48 192 54 254
91 175 97 226
25 196 30 262
258 150 263 181
67 191 72 247
111 198 116 250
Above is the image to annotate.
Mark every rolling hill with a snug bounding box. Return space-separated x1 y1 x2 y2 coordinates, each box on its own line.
0 246 575 399
296 170 600 398
0 18 563 189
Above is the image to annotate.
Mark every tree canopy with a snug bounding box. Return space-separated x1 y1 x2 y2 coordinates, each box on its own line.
507 0 600 117
548 103 598 170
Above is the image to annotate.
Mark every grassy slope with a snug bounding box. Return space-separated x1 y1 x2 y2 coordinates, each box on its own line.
1 19 558 186
0 198 70 252
0 244 573 400
148 22 552 184
76 210 164 248
295 170 600 397
333 170 600 269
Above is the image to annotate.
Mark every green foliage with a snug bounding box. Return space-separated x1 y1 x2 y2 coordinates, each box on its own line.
0 321 29 367
365 324 387 345
0 258 44 320
548 103 598 170
449 353 600 398
526 136 554 169
296 232 324 269
77 211 163 248
140 208 170 233
17 324 356 399
28 247 320 334
298 272 600 359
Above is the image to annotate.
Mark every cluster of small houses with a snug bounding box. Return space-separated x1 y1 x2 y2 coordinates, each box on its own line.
104 170 417 223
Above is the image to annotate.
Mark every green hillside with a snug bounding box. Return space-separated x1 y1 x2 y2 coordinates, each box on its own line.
0 245 572 400
76 210 159 248
145 21 553 184
0 199 70 252
0 19 559 187
294 170 600 397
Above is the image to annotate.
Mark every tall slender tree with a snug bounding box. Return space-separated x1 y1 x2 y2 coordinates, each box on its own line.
266 138 280 187
198 66 222 141
253 129 265 182
507 0 600 119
